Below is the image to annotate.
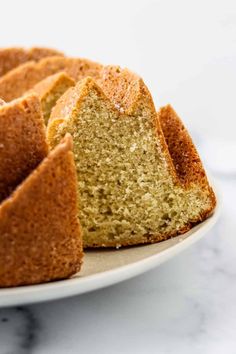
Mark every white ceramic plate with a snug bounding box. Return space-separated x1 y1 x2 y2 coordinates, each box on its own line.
0 195 220 308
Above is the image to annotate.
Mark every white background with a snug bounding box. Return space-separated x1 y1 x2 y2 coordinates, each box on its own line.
0 0 235 141
0 1 236 353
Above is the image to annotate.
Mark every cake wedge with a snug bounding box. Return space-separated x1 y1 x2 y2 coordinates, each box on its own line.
0 93 48 202
47 66 216 248
0 134 82 287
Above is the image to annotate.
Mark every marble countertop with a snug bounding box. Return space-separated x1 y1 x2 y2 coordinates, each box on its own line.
0 173 235 354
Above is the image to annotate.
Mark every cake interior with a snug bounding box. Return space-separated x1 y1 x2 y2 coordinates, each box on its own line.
37 74 75 124
49 80 213 247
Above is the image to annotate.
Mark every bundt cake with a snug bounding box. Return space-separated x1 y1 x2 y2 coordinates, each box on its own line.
30 72 75 123
0 134 82 287
0 45 217 288
47 66 216 248
0 93 48 202
0 47 63 77
0 56 102 102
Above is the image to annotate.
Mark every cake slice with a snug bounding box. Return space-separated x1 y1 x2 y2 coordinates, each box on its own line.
31 72 75 124
0 56 102 102
0 134 82 287
0 93 48 202
0 47 63 77
47 66 216 248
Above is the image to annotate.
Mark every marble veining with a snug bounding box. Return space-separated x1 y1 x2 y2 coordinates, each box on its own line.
0 307 40 354
15 307 40 354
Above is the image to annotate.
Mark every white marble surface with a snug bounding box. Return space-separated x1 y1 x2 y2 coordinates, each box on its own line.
0 175 234 354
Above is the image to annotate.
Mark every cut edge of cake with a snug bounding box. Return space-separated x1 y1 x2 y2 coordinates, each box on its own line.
47 66 216 248
30 71 75 124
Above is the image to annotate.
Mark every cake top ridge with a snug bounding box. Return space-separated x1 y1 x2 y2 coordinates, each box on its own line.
49 66 155 122
1 133 73 209
0 47 63 77
0 56 103 102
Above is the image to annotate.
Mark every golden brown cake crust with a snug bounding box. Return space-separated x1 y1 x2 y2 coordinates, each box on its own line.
0 93 48 202
0 56 103 102
0 134 83 287
98 66 141 113
159 105 207 186
0 47 63 77
158 105 216 200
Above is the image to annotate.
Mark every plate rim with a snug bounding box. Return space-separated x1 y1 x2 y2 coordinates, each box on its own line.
0 186 221 308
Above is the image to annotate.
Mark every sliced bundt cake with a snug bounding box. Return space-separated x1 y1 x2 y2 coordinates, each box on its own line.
0 93 48 202
0 134 82 287
0 47 63 77
47 66 216 248
0 56 102 102
31 72 75 124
